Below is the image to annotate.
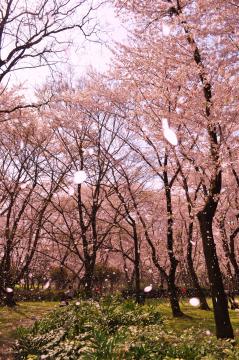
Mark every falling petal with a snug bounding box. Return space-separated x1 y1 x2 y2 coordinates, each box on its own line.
163 127 178 146
88 148 94 155
161 118 169 129
43 280 50 290
68 187 75 196
75 301 80 306
73 170 87 184
190 241 196 245
144 284 153 293
6 287 13 293
176 107 183 114
189 297 200 307
205 330 211 336
178 96 185 104
20 140 24 150
162 23 171 36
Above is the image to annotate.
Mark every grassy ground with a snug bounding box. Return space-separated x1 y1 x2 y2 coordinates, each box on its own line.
0 298 238 359
149 298 239 339
0 301 57 359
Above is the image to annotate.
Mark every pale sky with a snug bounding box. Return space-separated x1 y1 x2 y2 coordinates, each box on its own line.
7 2 127 97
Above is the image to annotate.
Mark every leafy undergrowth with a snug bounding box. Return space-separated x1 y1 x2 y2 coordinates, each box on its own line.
14 297 239 360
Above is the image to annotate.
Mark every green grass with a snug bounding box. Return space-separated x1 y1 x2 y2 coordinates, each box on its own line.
149 298 239 338
1 298 239 358
0 301 57 358
13 297 239 359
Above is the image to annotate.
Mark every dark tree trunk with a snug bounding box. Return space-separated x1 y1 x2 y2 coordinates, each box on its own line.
84 262 94 299
133 222 142 304
5 289 16 307
219 219 239 291
176 0 234 337
187 254 210 310
228 232 239 291
197 208 234 339
164 167 184 317
167 277 184 317
187 223 210 310
1 248 17 307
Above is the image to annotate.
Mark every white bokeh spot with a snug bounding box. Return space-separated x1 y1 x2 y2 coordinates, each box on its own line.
189 297 200 307
73 170 87 184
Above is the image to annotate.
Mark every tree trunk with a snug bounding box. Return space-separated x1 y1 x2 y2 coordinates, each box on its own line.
84 263 94 299
5 289 16 307
187 223 210 310
167 277 183 317
228 242 239 291
197 209 234 339
187 255 210 310
164 170 184 317
1 248 17 307
133 223 142 304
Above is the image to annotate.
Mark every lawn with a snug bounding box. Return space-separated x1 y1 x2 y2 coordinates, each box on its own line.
0 298 238 359
150 298 239 338
0 301 57 359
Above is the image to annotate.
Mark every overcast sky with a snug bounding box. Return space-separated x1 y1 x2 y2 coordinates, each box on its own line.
8 2 127 96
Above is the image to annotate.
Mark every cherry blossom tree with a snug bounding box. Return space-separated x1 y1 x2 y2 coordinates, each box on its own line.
0 104 70 305
39 82 126 298
112 0 238 338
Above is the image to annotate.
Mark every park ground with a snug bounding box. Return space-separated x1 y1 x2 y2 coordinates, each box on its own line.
0 298 239 359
